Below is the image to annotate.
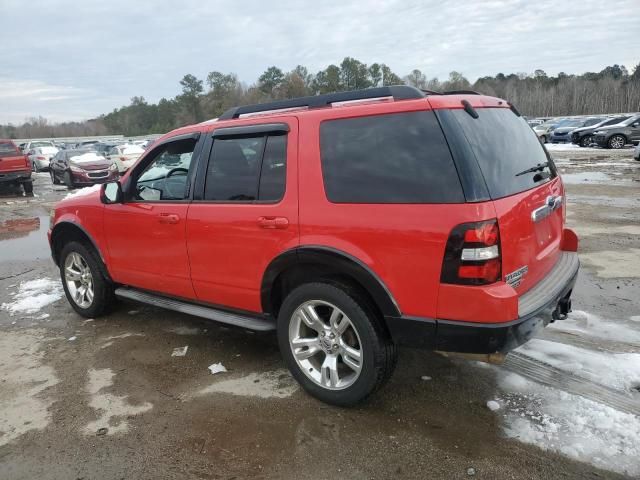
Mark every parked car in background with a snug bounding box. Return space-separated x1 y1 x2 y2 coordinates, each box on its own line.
105 144 145 173
549 117 604 144
75 140 100 149
21 140 55 154
533 118 565 143
27 143 59 172
634 142 640 160
49 149 119 188
0 139 33 195
50 86 579 406
92 143 118 156
593 114 640 149
571 116 630 147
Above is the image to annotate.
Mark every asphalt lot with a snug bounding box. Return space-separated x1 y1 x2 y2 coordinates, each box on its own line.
0 146 638 479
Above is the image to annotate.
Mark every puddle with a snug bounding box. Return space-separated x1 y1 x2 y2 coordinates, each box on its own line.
0 216 50 262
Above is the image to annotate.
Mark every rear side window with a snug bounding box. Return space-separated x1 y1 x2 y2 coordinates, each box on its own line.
320 111 464 203
0 142 18 158
439 108 555 199
204 133 287 202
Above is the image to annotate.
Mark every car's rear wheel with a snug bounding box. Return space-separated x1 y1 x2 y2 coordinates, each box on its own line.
60 241 114 317
32 160 40 173
580 135 593 147
608 135 626 149
277 282 396 406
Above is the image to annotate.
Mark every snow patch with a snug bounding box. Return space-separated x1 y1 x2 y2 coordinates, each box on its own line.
63 183 101 200
517 339 640 393
1 278 63 315
69 152 106 163
498 372 640 477
548 310 640 345
486 400 501 411
199 369 298 399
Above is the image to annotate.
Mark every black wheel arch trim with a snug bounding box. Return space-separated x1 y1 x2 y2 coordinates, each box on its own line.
261 246 401 318
50 221 113 282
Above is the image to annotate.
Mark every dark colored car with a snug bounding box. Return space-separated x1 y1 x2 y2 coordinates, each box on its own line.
0 139 33 195
549 117 603 143
593 115 640 149
49 149 119 188
49 86 579 406
571 116 630 147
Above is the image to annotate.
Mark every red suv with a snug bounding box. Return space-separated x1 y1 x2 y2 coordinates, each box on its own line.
49 86 579 405
0 139 33 195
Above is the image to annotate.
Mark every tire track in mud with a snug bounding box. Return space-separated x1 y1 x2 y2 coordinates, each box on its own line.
502 351 640 416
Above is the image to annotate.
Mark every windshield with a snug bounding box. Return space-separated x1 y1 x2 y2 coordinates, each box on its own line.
558 120 582 128
600 116 629 127
620 115 640 126
437 107 556 199
31 141 53 148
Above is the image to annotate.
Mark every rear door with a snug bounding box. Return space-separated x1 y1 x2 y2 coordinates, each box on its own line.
186 119 298 313
0 141 29 173
436 106 564 294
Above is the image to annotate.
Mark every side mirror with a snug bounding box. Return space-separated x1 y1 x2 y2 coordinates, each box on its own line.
101 181 122 204
632 122 639 128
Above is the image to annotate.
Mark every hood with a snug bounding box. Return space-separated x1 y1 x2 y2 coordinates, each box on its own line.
571 125 594 134
69 152 112 170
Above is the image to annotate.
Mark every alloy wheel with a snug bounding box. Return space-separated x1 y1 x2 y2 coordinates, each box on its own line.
288 300 363 390
609 135 625 149
64 252 94 308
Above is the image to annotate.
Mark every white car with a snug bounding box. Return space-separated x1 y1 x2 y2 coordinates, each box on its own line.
26 142 59 171
106 144 145 173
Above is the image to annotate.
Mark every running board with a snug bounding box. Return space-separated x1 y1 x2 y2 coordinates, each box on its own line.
114 287 276 331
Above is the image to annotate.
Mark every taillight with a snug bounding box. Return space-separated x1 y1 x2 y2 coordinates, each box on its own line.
120 156 126 161
441 219 502 285
36 156 46 160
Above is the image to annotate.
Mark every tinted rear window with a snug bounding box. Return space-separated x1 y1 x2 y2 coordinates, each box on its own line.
440 108 555 199
0 142 18 157
320 111 464 203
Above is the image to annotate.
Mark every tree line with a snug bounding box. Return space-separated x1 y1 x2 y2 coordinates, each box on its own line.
2 58 639 139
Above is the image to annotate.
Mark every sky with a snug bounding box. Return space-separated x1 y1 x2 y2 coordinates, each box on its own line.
0 0 638 124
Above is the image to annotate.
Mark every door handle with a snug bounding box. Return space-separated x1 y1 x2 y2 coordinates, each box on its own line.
258 216 289 229
158 213 180 224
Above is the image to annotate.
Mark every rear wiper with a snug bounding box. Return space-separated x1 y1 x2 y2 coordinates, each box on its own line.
515 162 549 177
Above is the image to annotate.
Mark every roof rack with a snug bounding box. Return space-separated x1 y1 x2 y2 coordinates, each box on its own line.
442 90 480 95
218 85 425 120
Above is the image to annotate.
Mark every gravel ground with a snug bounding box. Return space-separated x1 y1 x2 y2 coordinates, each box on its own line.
0 146 638 479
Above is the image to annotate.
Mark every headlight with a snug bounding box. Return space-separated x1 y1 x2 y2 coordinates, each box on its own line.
109 163 118 171
69 164 84 173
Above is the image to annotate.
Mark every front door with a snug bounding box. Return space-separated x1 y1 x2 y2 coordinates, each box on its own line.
103 134 201 299
186 119 299 313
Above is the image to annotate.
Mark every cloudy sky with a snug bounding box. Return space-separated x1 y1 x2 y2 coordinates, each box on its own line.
0 0 638 124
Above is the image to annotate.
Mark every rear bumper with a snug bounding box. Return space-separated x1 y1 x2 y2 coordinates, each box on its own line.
0 170 32 183
386 251 579 354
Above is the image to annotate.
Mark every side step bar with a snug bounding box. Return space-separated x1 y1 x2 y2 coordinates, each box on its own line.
114 287 276 331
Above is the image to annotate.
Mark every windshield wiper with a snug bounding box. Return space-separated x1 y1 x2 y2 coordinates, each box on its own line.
515 162 549 177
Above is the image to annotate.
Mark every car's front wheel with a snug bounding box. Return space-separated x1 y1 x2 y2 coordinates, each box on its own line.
60 241 114 317
64 171 74 189
50 170 59 184
580 135 593 147
540 135 547 144
277 282 396 406
608 134 626 149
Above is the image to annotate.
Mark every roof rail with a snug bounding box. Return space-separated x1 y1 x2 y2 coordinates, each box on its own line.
442 90 480 95
218 85 425 120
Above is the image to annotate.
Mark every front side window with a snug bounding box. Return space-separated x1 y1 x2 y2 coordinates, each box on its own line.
133 138 196 201
320 111 464 203
204 133 287 202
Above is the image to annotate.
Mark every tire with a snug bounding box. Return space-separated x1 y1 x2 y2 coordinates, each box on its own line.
580 135 593 148
64 171 74 189
608 134 626 149
59 241 114 318
540 135 547 144
32 160 40 173
277 282 397 406
22 180 33 196
50 170 59 184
